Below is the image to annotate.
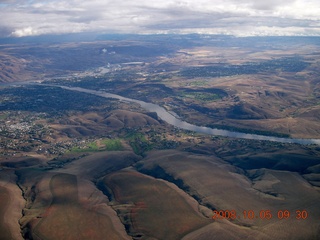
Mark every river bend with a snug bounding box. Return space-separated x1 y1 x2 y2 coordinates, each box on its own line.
54 85 320 146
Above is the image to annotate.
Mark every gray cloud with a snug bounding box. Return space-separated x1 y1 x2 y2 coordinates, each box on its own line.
0 0 319 37
231 0 297 11
0 25 11 37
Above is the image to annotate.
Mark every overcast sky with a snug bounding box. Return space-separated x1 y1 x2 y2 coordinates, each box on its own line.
1 0 319 37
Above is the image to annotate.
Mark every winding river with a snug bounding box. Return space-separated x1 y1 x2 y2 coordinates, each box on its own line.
53 85 320 146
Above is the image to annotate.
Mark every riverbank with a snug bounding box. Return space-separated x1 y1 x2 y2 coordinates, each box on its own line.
53 84 320 146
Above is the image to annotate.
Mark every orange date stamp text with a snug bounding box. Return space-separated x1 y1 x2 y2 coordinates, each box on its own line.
212 209 309 220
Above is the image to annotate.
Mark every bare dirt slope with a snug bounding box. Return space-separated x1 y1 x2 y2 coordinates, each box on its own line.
103 168 211 239
0 170 25 240
16 149 142 240
137 150 320 240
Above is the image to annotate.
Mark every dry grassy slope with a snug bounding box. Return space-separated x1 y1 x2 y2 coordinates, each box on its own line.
103 109 160 128
221 150 320 174
304 164 320 187
182 220 273 240
103 169 211 240
49 110 160 138
0 40 173 83
138 150 320 240
248 169 320 239
34 174 129 240
173 75 320 138
57 151 141 179
220 71 320 137
139 150 269 216
18 171 131 240
0 186 12 240
17 149 141 240
165 48 320 138
0 156 43 168
0 53 32 83
0 170 25 240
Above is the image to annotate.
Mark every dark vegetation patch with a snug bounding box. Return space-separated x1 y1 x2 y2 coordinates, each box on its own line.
226 103 268 119
226 153 320 173
137 164 190 193
8 44 109 71
49 152 140 179
96 179 113 201
96 33 201 48
185 104 217 115
0 85 115 115
68 76 128 91
69 139 124 153
181 87 228 96
136 163 217 211
1 158 41 168
176 88 228 102
119 83 174 101
5 41 176 77
46 72 167 99
125 131 153 156
149 62 180 72
180 57 310 78
105 45 174 57
65 71 141 91
214 139 320 174
206 124 290 138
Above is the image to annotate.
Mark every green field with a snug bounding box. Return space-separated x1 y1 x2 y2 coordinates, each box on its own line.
70 142 99 153
101 139 124 151
70 139 123 153
0 113 8 120
179 91 221 102
125 132 153 155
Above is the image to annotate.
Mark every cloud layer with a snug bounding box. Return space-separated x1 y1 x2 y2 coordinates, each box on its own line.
1 0 320 37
